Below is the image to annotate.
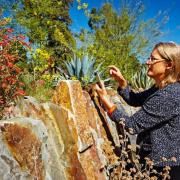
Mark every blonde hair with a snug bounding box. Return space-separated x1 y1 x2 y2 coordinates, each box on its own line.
153 42 180 88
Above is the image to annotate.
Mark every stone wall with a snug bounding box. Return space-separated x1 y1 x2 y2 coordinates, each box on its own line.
0 80 138 180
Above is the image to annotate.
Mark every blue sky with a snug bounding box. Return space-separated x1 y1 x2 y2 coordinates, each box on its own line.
70 0 180 44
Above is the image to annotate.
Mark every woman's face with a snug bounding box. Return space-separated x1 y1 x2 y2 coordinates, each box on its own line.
146 49 168 84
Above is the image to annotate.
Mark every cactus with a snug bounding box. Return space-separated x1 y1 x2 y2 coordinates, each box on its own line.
131 65 154 90
54 55 110 87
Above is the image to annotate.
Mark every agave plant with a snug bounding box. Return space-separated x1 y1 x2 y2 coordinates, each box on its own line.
55 55 110 87
131 65 154 90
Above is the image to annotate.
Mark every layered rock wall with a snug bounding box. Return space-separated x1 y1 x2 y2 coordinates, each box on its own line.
0 80 137 180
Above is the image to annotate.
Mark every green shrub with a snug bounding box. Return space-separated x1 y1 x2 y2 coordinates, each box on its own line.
20 71 54 102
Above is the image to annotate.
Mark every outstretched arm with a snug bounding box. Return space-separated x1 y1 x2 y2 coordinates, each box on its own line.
117 85 157 107
111 89 179 134
108 65 157 107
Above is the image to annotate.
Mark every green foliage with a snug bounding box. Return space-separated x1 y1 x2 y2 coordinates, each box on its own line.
31 48 53 76
76 0 89 16
20 47 56 102
55 55 109 88
131 65 154 90
15 0 75 67
76 0 167 81
20 71 54 102
79 3 142 80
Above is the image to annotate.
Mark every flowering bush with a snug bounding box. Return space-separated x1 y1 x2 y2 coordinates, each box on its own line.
29 47 55 87
0 18 29 117
32 48 54 74
19 48 55 102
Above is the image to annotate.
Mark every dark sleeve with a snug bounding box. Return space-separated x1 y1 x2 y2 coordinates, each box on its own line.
117 85 157 107
111 90 179 134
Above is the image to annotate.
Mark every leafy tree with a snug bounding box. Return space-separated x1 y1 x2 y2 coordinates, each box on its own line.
0 0 27 35
14 0 76 67
77 1 167 81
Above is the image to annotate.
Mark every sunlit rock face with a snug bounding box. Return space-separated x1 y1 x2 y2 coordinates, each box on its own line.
0 80 137 180
52 80 119 180
0 118 48 180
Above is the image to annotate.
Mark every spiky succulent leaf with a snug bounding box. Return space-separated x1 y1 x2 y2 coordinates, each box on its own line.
64 61 75 77
81 55 90 76
131 65 153 90
94 61 104 74
75 57 82 79
56 54 110 88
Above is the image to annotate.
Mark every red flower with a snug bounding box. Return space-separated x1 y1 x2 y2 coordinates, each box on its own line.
37 79 45 86
0 20 28 111
7 62 14 68
20 41 29 47
6 28 14 33
13 66 21 73
18 34 26 40
18 82 24 86
1 82 7 89
2 35 8 39
16 89 26 96
0 96 4 104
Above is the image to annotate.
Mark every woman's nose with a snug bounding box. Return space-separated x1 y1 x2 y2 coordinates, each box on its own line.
146 59 151 65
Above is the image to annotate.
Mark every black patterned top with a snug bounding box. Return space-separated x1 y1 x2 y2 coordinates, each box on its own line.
111 82 180 167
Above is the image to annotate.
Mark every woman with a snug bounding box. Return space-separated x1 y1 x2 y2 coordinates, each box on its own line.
95 42 180 179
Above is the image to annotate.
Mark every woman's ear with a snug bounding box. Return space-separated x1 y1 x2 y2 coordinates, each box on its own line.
166 61 174 70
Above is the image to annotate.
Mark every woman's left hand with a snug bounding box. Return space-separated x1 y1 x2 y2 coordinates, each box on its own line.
94 81 115 111
94 80 108 99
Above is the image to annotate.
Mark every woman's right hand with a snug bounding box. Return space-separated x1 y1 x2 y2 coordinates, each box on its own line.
108 65 127 88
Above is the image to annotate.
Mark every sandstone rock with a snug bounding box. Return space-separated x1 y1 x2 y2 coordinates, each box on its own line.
52 81 119 179
0 118 48 180
0 80 138 180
